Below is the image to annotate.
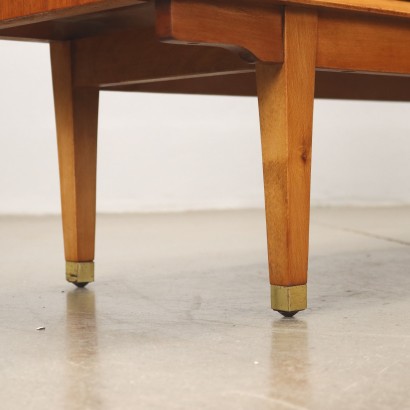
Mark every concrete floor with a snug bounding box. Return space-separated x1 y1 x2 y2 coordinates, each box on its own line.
1 208 410 409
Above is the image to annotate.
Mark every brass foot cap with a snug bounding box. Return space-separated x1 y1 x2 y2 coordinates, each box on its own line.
66 261 94 286
271 285 307 315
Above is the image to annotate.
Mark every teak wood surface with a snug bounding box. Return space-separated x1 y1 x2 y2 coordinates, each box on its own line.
0 0 409 307
1 0 409 25
0 0 146 28
50 41 99 263
256 7 318 286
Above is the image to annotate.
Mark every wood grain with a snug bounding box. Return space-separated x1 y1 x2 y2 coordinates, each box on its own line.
317 10 410 75
0 0 146 29
256 7 318 287
0 2 154 42
106 71 410 102
73 28 253 87
156 0 283 62
279 0 410 18
50 41 99 262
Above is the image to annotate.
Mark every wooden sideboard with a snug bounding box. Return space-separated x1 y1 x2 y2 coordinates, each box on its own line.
1 0 409 316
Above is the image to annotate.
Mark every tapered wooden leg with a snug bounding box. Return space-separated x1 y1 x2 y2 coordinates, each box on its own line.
50 41 99 287
256 8 318 316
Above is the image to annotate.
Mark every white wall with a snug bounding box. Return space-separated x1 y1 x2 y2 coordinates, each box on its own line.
0 40 409 215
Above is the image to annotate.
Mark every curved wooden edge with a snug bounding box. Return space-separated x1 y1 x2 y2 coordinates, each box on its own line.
73 27 254 88
155 0 284 63
156 2 410 75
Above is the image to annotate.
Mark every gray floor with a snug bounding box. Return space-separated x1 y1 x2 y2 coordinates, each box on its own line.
1 208 410 410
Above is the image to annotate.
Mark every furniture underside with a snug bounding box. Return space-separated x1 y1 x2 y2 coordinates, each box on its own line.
0 1 409 101
1 0 409 314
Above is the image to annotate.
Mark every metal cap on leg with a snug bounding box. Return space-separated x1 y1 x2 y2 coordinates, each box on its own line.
66 261 94 287
271 285 307 317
